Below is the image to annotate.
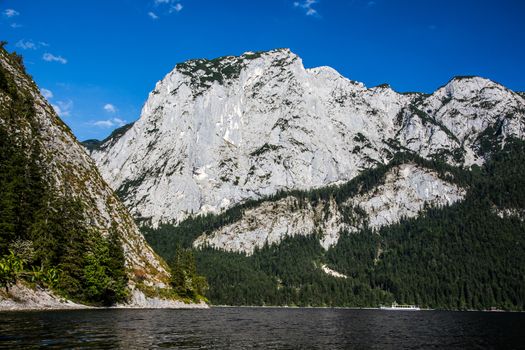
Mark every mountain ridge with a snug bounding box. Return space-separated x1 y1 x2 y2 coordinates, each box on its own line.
87 48 525 227
145 139 525 309
80 48 525 310
0 45 206 308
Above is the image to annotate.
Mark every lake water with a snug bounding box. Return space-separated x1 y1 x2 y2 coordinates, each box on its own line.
0 307 524 349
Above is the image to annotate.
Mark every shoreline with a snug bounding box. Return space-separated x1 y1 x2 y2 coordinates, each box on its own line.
0 282 208 312
0 302 209 312
0 305 209 312
209 305 524 313
2 304 521 313
0 283 519 313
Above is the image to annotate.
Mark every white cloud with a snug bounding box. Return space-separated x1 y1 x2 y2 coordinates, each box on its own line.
43 53 68 64
93 118 127 128
4 9 19 18
93 120 114 128
151 0 183 17
15 40 37 50
113 118 126 126
170 3 183 12
103 103 117 113
40 88 53 100
10 23 22 28
52 100 73 118
294 0 319 16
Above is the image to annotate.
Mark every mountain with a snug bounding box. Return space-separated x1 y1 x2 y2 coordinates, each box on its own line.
192 160 465 254
88 49 525 227
83 122 134 153
87 49 525 309
145 144 525 309
0 45 203 308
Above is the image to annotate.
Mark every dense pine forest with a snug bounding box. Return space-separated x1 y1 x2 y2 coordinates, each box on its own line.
145 139 525 310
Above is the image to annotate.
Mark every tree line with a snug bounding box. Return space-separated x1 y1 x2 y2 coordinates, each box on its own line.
0 46 128 306
145 138 525 310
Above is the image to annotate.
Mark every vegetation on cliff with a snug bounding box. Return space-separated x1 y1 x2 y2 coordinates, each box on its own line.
0 46 130 306
146 140 525 310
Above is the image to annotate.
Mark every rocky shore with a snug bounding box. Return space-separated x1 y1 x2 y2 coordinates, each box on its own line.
0 283 208 311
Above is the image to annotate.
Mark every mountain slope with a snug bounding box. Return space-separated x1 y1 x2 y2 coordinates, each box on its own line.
83 122 134 153
88 49 525 227
0 45 191 307
193 160 465 254
85 48 525 309
145 141 525 309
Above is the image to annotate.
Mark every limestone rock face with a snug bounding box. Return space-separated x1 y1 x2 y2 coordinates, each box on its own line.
346 164 466 230
89 49 525 228
193 164 466 254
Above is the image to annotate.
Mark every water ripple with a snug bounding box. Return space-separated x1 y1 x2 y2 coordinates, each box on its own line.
0 308 524 349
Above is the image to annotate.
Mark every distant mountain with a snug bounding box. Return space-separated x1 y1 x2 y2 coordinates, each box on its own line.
87 49 525 309
83 122 134 152
0 45 201 308
88 49 525 227
146 143 525 309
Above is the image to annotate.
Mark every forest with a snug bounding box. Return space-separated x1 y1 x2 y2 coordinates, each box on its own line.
145 139 525 310
2 43 523 310
0 48 130 306
0 46 207 305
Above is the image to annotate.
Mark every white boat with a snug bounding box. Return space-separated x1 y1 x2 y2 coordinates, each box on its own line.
380 302 420 311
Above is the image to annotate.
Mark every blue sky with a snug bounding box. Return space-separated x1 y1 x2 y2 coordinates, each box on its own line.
1 0 524 141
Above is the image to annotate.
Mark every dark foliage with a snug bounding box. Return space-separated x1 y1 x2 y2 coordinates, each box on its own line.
0 48 128 306
146 138 525 310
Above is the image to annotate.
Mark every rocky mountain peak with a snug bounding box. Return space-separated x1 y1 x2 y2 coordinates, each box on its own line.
438 76 506 100
87 50 525 227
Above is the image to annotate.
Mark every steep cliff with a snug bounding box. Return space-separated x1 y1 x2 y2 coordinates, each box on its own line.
85 49 525 310
89 49 525 227
193 162 465 254
0 46 192 308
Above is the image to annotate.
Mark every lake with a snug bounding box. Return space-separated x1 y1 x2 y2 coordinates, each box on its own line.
1 307 524 349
